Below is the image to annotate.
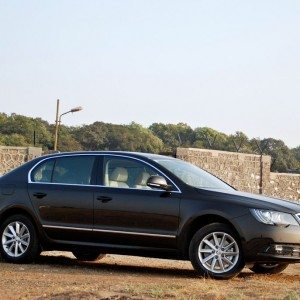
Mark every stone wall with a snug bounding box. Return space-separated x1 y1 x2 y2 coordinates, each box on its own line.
0 146 42 175
1 146 299 203
176 147 300 203
265 173 300 202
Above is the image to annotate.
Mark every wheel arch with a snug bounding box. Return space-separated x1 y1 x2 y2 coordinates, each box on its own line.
0 205 45 246
179 214 243 258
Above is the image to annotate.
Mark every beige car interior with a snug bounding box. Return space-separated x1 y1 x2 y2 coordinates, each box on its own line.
134 171 151 189
108 167 129 188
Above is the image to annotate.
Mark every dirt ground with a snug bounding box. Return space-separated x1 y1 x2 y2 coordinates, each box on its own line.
0 251 299 300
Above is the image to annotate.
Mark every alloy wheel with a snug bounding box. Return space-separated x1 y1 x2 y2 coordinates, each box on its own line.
2 221 30 258
198 231 239 274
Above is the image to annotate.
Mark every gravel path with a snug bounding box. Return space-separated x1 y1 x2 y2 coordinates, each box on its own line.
1 251 299 299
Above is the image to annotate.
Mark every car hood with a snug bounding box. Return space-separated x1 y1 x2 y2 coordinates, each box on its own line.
198 188 300 214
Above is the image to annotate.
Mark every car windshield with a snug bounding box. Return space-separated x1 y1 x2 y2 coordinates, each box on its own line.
154 157 233 190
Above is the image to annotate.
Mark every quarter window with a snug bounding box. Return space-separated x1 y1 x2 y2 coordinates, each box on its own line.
31 160 55 183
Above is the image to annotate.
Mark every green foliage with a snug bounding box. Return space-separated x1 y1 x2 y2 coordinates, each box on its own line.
0 113 52 148
125 122 164 153
291 146 300 162
226 131 253 153
257 138 300 172
194 127 228 150
149 123 194 151
74 122 109 150
74 122 163 153
55 125 82 152
0 112 299 173
0 133 29 146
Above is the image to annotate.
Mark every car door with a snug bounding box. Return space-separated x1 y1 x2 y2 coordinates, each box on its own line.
93 155 181 248
28 154 97 242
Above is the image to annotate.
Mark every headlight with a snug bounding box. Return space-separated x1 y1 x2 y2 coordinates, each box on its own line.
250 209 299 227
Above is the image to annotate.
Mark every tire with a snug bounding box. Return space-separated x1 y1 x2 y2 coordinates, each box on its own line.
0 214 40 263
189 223 244 279
72 250 106 261
250 263 289 274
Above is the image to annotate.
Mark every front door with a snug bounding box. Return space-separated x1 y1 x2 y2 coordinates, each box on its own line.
93 155 181 248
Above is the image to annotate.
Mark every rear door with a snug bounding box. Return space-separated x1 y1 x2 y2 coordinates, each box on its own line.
28 155 97 242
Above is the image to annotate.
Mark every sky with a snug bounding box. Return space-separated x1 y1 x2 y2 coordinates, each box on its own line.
0 0 300 147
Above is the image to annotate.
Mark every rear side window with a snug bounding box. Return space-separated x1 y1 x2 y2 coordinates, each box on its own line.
31 156 95 185
52 156 95 185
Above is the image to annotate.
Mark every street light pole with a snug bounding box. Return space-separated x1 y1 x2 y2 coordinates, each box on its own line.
53 100 83 151
54 99 60 151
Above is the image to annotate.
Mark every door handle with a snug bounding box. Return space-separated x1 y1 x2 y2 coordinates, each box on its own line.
33 192 47 199
96 196 112 203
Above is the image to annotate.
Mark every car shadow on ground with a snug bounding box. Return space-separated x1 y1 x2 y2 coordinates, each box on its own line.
36 254 198 278
31 254 299 281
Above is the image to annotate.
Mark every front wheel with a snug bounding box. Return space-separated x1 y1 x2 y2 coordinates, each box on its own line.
250 263 289 274
0 214 40 263
189 223 244 279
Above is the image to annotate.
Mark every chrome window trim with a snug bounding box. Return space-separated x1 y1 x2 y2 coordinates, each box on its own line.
26 181 181 193
28 153 182 193
43 225 92 232
43 224 176 238
296 213 300 224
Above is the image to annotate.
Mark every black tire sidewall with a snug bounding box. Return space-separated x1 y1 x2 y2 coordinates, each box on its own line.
250 263 289 274
189 223 244 279
0 214 39 263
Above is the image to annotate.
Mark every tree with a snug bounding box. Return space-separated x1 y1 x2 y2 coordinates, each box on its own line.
0 133 29 146
125 122 164 153
226 131 252 153
1 111 300 173
254 138 300 172
105 123 164 153
73 122 110 150
193 127 228 150
54 125 82 152
291 146 300 164
73 122 164 153
0 113 52 149
149 123 194 151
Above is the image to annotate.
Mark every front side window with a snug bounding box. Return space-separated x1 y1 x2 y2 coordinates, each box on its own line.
103 157 160 189
31 156 95 185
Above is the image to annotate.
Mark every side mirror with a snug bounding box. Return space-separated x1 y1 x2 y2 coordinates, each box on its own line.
146 175 172 191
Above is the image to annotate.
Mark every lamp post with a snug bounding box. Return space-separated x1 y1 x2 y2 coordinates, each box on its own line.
54 99 83 151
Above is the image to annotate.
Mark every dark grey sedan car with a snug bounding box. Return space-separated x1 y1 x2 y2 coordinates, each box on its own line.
0 151 299 279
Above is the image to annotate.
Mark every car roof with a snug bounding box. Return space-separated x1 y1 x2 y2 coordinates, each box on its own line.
40 151 175 161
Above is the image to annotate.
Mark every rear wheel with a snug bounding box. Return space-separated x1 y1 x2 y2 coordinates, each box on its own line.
0 214 40 263
72 250 106 261
250 263 289 274
189 223 244 279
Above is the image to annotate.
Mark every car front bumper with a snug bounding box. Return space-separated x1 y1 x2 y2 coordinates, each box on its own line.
232 213 300 263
